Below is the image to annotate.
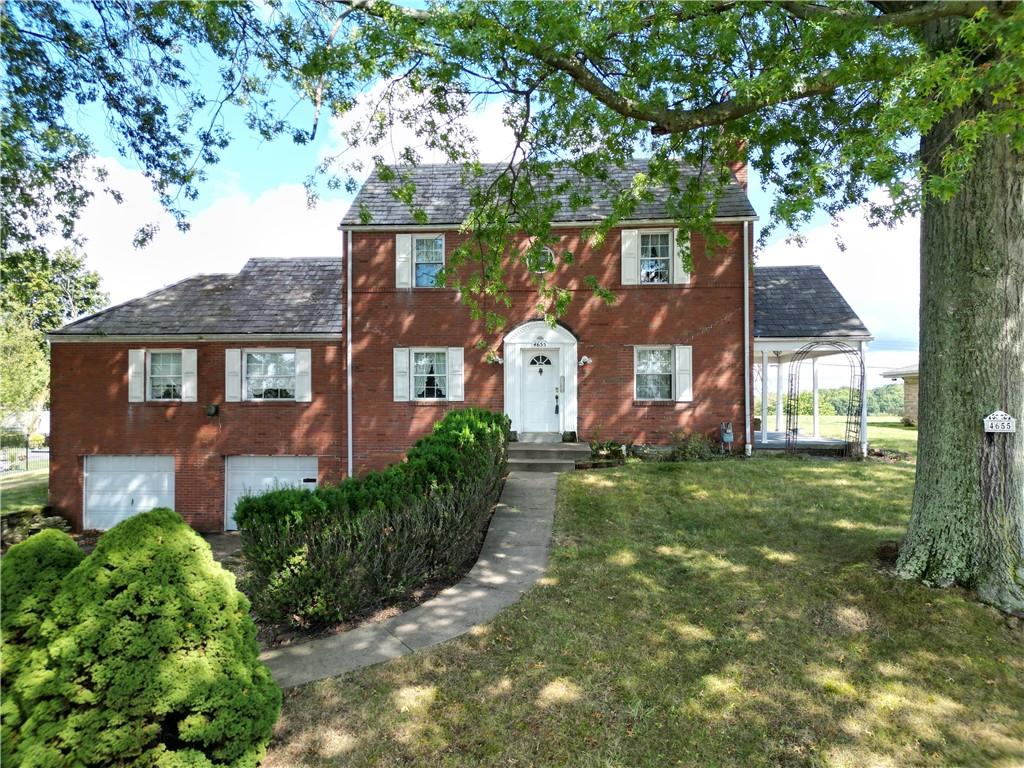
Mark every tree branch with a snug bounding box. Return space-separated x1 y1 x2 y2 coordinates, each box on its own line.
774 1 997 27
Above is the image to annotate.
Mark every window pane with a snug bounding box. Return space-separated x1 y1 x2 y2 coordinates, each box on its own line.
637 374 672 400
636 348 672 374
415 262 442 287
413 351 447 398
149 352 182 399
245 351 296 399
415 237 443 263
640 233 671 284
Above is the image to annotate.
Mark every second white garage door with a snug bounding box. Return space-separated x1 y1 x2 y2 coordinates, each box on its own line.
224 456 319 530
84 455 175 530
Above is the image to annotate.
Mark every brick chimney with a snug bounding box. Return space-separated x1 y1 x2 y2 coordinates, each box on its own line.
727 138 748 190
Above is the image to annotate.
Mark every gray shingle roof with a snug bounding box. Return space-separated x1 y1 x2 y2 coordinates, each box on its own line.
754 266 870 339
340 158 756 226
52 258 342 336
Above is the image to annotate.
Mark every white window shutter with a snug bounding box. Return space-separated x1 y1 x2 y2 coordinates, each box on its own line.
294 348 312 402
180 349 198 402
128 349 145 403
393 348 410 401
225 348 242 402
674 345 693 402
673 229 691 285
396 234 413 289
621 229 639 285
447 347 464 401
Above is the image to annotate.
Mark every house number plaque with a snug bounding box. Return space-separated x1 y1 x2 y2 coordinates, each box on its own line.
983 410 1017 433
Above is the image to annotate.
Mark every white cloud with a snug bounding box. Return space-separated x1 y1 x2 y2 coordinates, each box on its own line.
58 158 347 308
757 199 920 387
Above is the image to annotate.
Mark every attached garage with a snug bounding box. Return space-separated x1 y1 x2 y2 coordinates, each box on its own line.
84 455 175 530
224 456 318 530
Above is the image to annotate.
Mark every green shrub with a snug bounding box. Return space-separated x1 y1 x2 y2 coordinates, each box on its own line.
237 408 510 629
1 529 85 761
671 430 717 461
27 432 45 449
9 509 281 768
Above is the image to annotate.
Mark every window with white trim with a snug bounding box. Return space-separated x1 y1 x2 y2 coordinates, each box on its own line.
639 232 671 285
244 350 296 400
634 347 673 400
147 350 182 400
414 235 444 287
412 349 447 399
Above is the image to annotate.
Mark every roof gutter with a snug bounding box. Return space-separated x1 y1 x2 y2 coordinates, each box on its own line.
47 332 342 343
337 215 758 232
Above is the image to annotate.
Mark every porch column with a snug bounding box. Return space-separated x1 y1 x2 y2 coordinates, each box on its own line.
761 349 769 440
859 341 869 457
775 356 784 432
812 357 820 437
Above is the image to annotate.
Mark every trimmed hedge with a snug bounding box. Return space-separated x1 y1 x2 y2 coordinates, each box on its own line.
236 407 510 628
2 509 281 768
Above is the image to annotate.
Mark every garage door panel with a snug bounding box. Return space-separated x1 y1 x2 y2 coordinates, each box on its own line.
84 456 174 530
225 456 318 531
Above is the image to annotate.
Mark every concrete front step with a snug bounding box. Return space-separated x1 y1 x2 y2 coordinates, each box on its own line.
507 457 577 473
508 442 590 461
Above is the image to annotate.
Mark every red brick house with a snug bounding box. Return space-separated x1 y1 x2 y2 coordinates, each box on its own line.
48 159 866 532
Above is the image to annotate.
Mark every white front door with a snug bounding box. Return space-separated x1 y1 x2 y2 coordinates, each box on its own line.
224 456 319 530
521 349 561 432
84 455 175 530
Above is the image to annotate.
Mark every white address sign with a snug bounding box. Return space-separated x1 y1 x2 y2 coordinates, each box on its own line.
983 410 1017 433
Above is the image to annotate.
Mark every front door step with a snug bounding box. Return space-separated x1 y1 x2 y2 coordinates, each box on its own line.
507 441 590 472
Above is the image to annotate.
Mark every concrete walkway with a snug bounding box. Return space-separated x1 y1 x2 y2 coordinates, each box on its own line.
260 472 557 688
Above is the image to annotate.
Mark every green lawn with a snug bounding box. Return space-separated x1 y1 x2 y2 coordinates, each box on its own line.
0 466 48 514
267 459 1022 767
818 414 919 457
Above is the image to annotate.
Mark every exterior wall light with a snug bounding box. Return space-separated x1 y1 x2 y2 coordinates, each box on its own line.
484 351 504 365
578 355 593 367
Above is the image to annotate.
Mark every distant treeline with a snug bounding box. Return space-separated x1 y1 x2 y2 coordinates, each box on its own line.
755 383 904 417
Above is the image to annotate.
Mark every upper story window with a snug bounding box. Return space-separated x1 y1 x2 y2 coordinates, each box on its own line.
412 349 447 399
414 235 444 287
244 350 296 400
639 232 671 285
147 350 182 400
531 247 555 274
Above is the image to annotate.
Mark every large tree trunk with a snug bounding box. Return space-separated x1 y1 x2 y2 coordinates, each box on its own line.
895 33 1024 614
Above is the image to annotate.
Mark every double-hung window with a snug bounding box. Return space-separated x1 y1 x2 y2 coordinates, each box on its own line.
635 347 674 400
634 345 693 402
639 232 671 285
414 235 444 287
412 349 448 399
244 350 296 400
147 350 183 400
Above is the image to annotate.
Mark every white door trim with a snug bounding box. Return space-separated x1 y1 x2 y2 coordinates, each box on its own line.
502 320 577 434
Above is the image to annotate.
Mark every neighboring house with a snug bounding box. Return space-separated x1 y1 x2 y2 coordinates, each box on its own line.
48 159 865 533
882 364 919 425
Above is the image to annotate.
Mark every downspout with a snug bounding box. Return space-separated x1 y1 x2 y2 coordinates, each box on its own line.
743 222 753 456
346 229 354 477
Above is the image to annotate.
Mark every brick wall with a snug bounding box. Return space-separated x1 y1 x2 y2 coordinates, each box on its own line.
349 223 753 473
903 375 919 426
49 340 345 531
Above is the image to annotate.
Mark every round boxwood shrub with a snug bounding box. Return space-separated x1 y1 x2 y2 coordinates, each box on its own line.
11 509 281 768
1 529 85 762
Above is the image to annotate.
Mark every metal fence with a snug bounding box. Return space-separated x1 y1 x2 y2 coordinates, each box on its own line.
0 437 49 474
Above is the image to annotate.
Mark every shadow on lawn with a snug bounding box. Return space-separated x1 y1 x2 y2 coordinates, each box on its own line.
265 459 1023 768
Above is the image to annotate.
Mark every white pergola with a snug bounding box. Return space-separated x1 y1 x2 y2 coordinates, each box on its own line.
754 335 871 456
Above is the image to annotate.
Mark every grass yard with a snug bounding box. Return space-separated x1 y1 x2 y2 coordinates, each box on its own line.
0 467 49 514
267 459 1022 767
818 414 919 457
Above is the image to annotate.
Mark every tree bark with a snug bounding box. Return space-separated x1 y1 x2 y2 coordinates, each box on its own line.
895 22 1024 615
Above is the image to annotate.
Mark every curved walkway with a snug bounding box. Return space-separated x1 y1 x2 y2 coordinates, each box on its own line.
260 472 557 688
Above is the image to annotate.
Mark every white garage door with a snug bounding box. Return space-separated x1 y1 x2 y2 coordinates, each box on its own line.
224 456 318 530
84 455 175 530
